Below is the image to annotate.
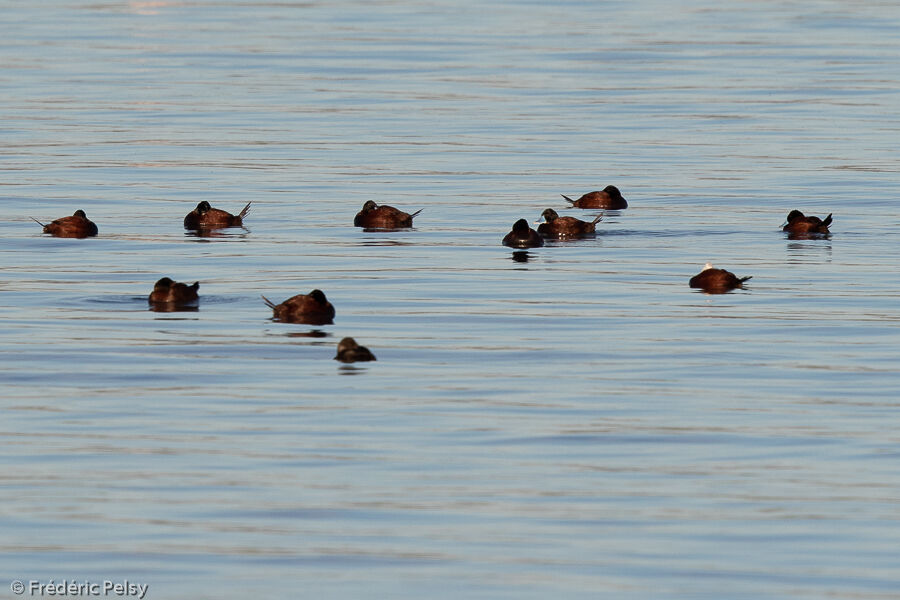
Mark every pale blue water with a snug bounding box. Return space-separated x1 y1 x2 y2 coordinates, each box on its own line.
2 1 900 598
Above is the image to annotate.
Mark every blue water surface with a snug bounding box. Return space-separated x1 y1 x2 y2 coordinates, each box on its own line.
2 1 900 598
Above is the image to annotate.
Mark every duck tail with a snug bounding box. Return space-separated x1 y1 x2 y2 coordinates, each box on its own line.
238 202 251 219
189 282 200 292
822 213 833 227
261 294 276 309
561 194 576 205
408 209 423 220
739 276 753 283
591 213 604 226
30 217 46 227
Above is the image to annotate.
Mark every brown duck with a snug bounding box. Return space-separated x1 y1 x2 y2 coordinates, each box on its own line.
184 201 251 230
334 337 377 363
562 185 627 209
31 210 98 238
502 219 544 248
354 201 422 228
262 289 335 325
689 263 752 293
148 277 199 306
536 208 602 238
782 210 832 235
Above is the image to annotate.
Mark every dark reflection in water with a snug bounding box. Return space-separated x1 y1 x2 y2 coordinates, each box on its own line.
269 316 334 325
148 303 199 313
690 286 750 295
149 314 201 321
184 227 251 240
337 364 372 375
511 251 531 263
284 329 330 338
786 232 832 241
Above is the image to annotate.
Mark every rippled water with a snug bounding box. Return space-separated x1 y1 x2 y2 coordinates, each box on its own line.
3 1 900 598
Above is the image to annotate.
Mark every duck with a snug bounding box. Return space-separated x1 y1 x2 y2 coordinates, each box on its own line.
262 289 335 325
148 277 199 306
782 210 832 235
536 208 602 238
502 218 544 248
31 210 98 238
354 200 422 228
561 185 627 209
334 337 377 363
184 201 251 230
689 263 752 293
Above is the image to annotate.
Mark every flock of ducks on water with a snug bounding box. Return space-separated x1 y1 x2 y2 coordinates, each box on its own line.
30 187 833 360
499 186 832 293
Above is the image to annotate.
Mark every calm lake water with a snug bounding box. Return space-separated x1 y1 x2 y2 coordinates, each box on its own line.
3 1 900 598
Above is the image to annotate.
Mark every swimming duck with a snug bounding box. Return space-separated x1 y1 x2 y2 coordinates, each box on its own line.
262 289 335 325
148 277 199 306
31 210 98 238
782 210 832 235
502 218 544 248
334 337 377 363
183 201 251 230
689 263 752 293
536 208 602 238
561 185 627 209
353 200 422 228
